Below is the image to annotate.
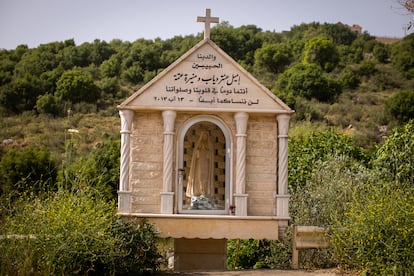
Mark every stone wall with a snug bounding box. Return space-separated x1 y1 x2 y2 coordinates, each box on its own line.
129 111 278 216
130 112 164 213
246 115 278 216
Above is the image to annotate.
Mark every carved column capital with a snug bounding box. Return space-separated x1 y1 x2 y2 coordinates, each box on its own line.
276 113 290 137
119 109 134 134
234 112 249 134
162 110 177 134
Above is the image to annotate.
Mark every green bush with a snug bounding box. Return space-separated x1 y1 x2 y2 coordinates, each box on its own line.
227 239 267 269
331 182 414 274
385 90 414 124
374 119 414 184
276 63 342 102
60 138 120 199
0 190 160 275
288 129 367 191
330 121 414 273
0 146 57 198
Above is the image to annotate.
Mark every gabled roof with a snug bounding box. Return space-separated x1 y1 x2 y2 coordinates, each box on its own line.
118 39 293 114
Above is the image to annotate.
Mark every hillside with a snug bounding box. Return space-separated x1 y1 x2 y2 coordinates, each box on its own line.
1 22 414 274
1 22 413 160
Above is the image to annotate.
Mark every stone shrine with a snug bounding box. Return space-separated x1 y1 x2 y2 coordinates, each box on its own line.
117 9 294 271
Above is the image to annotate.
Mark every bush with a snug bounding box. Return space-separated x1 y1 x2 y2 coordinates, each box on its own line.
0 147 57 198
276 63 341 102
227 239 268 269
60 138 120 200
330 121 414 274
0 190 160 275
374 119 414 184
288 129 367 191
385 90 414 124
331 182 414 274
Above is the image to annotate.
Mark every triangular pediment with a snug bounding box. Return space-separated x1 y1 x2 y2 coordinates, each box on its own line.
119 39 293 114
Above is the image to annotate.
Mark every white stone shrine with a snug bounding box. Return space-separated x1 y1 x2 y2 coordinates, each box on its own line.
117 9 294 271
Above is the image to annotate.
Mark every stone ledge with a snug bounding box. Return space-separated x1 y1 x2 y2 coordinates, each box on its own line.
119 213 290 240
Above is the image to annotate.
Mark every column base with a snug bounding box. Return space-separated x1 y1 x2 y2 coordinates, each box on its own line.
233 193 248 216
118 191 131 213
161 192 175 214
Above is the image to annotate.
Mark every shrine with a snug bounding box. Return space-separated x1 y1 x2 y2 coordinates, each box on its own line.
117 9 294 271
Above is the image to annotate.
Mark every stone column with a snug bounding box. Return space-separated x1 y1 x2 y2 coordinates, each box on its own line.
161 110 177 214
233 112 249 216
118 109 134 213
276 114 291 234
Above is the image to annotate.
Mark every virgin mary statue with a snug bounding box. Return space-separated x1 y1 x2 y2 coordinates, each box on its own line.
186 131 215 198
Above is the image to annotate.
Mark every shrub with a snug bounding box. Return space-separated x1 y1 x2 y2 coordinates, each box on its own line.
339 67 360 90
288 155 373 269
0 190 160 275
60 138 120 199
0 147 57 198
373 119 414 184
330 121 414 274
276 63 341 102
227 239 266 269
288 129 367 191
385 90 414 124
331 182 414 274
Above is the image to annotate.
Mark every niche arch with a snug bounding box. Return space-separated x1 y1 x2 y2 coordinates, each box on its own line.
177 115 232 215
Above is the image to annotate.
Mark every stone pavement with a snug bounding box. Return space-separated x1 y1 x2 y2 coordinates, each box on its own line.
156 269 338 275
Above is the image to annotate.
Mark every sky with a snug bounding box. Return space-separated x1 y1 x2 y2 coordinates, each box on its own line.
0 0 412 50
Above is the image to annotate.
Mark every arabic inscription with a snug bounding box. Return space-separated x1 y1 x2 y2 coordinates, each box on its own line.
153 52 260 107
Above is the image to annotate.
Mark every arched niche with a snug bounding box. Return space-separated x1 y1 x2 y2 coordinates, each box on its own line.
177 116 232 215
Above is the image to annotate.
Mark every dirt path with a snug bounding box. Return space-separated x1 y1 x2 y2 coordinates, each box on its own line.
156 269 339 275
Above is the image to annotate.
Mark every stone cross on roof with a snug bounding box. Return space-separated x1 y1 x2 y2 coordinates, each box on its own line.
197 8 219 39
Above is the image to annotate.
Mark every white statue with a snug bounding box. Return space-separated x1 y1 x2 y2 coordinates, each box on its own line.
186 131 215 198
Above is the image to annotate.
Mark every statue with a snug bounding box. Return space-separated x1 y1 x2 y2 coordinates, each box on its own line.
186 131 215 199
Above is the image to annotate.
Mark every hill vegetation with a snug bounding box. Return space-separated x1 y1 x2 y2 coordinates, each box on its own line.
1 22 414 274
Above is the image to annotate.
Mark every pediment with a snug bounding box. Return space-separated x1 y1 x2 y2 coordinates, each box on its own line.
119 39 293 114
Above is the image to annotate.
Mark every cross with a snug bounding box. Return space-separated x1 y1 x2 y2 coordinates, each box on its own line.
197 8 219 40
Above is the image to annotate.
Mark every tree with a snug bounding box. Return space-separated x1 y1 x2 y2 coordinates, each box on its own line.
0 147 57 197
254 43 292 73
212 23 263 66
391 33 414 78
0 75 42 114
372 42 389 63
276 63 342 102
36 93 61 116
321 23 358 45
55 68 100 104
386 89 414 123
303 37 339 72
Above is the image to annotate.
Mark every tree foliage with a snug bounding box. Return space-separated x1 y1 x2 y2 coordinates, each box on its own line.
254 43 293 73
386 89 414 123
276 63 341 102
288 129 366 191
0 147 57 197
373 119 414 185
55 68 100 104
303 37 339 72
391 33 414 78
0 21 410 117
